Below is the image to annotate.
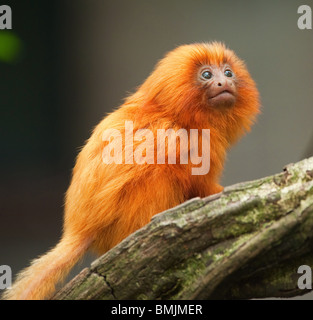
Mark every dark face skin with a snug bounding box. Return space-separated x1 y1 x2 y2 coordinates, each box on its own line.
198 64 237 107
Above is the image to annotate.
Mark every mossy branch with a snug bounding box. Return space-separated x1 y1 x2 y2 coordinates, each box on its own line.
53 157 313 300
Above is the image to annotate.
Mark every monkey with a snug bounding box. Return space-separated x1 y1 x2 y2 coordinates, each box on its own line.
3 42 260 300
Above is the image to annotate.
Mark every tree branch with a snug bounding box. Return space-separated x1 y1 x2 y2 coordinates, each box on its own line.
53 157 313 300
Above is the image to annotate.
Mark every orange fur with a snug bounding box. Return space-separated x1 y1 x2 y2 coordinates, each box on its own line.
3 42 260 300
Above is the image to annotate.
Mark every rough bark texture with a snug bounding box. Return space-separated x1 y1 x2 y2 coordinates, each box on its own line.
53 157 313 300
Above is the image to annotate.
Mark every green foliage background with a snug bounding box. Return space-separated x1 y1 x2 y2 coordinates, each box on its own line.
0 31 22 63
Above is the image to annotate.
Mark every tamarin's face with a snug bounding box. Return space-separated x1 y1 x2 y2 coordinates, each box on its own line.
198 64 237 108
139 42 259 127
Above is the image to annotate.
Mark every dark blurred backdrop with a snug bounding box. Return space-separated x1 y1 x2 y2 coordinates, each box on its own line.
1 0 313 299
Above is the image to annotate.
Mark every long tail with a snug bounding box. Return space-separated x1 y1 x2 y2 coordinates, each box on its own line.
2 235 91 300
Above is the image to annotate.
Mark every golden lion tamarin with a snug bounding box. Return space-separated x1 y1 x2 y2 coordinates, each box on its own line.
3 42 260 300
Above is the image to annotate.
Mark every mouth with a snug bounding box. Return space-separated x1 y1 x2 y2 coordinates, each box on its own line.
208 89 236 107
210 90 234 99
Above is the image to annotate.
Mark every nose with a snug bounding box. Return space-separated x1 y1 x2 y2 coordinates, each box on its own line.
214 72 226 87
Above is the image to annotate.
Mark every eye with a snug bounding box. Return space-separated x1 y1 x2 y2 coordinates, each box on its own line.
201 71 212 80
224 69 233 77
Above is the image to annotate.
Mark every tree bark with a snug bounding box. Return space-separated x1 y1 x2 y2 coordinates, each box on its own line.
53 157 313 300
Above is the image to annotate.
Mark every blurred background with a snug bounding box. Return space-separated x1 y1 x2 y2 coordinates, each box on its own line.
1 0 313 299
